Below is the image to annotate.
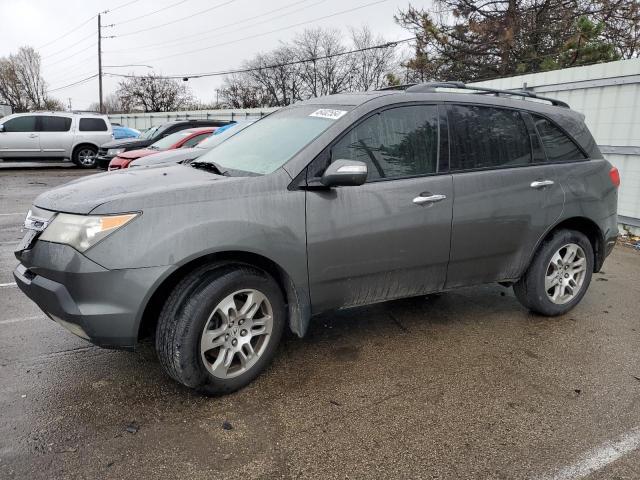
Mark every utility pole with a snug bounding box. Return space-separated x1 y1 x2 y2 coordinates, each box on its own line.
98 14 103 114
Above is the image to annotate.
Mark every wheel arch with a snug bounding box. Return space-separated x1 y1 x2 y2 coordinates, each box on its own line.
136 250 311 344
528 216 605 274
71 142 99 159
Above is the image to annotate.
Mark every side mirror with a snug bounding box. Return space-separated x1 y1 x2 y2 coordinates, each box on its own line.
320 160 367 187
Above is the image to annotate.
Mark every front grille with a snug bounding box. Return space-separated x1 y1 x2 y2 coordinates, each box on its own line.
98 148 108 156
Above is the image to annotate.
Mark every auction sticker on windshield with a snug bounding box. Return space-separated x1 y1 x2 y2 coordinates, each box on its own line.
309 109 347 120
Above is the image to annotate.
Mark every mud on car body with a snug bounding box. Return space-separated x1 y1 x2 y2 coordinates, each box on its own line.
14 83 619 395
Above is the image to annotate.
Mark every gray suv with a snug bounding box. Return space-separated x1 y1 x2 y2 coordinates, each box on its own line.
14 83 619 395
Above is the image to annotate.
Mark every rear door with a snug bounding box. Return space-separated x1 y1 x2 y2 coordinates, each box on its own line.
39 115 73 158
0 115 40 158
445 104 564 288
306 104 453 313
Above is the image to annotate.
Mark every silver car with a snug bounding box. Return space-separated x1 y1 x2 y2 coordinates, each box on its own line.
0 111 112 168
14 83 619 395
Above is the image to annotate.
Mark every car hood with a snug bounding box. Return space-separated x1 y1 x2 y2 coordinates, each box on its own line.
129 147 205 167
101 138 153 150
117 148 158 160
33 164 225 214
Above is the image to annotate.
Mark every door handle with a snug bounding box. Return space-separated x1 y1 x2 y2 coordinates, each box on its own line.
28 134 39 138
530 180 554 188
413 194 447 205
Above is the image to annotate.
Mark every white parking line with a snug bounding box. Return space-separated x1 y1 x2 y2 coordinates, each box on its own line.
537 427 640 480
0 315 42 325
0 213 24 217
0 282 17 288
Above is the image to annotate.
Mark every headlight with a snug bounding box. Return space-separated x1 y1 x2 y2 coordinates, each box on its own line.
40 213 138 252
107 148 125 156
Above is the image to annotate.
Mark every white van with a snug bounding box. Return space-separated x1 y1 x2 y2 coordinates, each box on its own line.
0 111 113 168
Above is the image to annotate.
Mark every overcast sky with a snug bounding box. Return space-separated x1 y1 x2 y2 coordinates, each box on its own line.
0 0 431 109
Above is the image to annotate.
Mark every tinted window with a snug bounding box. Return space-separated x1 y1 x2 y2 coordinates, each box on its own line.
79 118 107 131
532 114 587 162
41 116 71 132
449 105 531 170
331 105 439 181
2 116 37 132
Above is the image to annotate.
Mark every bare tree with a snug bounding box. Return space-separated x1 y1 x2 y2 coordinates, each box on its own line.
294 28 352 97
114 73 193 112
220 73 267 108
0 46 52 112
348 26 397 91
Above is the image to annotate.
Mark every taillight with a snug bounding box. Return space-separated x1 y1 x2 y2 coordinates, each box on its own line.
609 167 620 187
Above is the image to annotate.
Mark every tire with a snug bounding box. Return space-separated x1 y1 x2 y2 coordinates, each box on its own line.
72 145 98 168
155 265 286 395
514 229 593 316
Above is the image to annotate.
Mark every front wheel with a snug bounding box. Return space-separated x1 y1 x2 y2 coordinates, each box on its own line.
514 229 593 316
155 266 285 395
72 145 98 168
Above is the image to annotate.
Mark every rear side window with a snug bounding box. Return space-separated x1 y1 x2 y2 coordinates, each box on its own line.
181 132 212 148
79 118 108 131
449 105 531 170
41 116 71 132
532 114 587 162
331 105 439 181
2 116 37 132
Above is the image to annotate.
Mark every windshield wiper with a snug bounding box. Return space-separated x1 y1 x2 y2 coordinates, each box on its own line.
190 160 229 176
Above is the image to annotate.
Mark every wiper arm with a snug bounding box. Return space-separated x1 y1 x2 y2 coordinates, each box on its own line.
190 161 229 176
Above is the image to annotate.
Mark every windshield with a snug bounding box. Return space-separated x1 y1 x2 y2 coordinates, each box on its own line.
196 106 350 175
195 122 254 150
149 130 194 150
140 125 161 140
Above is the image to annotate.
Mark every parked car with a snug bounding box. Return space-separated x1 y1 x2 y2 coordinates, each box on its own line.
0 111 112 168
128 121 255 169
96 119 232 169
112 125 140 140
14 82 619 395
108 127 216 170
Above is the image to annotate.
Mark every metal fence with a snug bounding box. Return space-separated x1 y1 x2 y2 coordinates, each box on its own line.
108 108 277 130
470 58 640 231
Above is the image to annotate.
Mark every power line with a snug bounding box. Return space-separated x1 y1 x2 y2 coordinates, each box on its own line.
47 74 98 93
109 0 190 26
37 15 96 50
104 37 411 80
112 0 237 37
104 0 318 53
104 0 146 14
42 32 96 59
44 43 98 68
117 0 390 64
44 54 97 80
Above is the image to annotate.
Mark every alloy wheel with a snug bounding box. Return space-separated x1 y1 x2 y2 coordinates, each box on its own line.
77 148 96 166
200 289 273 379
545 243 587 305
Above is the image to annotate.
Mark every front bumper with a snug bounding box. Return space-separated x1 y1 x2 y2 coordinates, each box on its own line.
96 149 115 169
14 241 170 349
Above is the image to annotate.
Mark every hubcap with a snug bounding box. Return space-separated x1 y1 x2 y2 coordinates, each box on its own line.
78 149 96 166
545 243 587 304
200 289 273 379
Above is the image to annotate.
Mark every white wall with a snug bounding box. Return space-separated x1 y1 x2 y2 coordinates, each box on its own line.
470 58 640 228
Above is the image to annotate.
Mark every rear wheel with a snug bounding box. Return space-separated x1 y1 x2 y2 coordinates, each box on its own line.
514 229 593 316
155 265 285 395
72 145 98 168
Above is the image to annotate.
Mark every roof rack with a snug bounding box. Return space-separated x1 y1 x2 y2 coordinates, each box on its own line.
382 81 569 108
377 83 417 91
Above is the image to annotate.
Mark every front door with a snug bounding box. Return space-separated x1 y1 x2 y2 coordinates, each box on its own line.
305 104 453 313
444 104 564 288
0 115 40 158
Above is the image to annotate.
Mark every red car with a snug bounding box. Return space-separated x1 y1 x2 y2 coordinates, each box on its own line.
108 127 216 170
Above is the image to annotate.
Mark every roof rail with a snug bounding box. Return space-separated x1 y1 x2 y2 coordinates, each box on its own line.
377 83 417 91
402 81 569 108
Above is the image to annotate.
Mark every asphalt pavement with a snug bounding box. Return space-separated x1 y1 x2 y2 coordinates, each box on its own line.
1 168 639 480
